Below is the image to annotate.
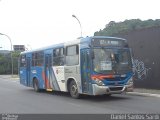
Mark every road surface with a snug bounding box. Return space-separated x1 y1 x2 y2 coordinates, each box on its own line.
0 75 160 114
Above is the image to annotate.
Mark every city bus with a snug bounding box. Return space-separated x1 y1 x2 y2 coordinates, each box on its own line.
19 36 134 98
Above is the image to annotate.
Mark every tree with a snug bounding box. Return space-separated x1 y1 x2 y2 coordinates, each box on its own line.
0 51 20 74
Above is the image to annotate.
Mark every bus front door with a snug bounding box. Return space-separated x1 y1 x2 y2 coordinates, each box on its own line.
26 57 31 86
81 50 90 93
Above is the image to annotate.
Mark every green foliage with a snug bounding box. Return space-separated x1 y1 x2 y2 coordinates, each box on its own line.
94 19 160 36
0 51 20 74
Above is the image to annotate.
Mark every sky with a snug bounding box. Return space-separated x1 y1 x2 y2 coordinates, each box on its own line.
0 0 160 50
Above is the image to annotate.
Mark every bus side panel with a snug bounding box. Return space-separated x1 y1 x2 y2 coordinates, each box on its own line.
30 66 45 89
52 66 65 91
19 67 27 86
64 66 82 93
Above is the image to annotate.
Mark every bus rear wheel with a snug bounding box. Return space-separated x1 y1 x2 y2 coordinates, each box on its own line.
33 79 40 92
104 94 112 97
69 80 80 99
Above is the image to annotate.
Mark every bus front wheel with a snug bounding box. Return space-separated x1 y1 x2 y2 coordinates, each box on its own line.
69 80 80 99
33 79 40 92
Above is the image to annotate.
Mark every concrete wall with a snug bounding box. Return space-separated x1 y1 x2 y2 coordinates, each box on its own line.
114 26 160 89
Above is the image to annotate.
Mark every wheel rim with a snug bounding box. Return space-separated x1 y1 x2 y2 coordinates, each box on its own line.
71 84 78 95
70 81 79 97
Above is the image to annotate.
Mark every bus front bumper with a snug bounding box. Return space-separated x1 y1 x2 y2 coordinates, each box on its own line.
92 84 133 95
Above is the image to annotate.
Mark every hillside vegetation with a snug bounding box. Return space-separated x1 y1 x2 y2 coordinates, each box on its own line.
94 19 160 36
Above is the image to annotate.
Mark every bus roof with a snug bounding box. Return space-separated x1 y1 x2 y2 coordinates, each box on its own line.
91 36 126 41
21 43 64 54
21 36 126 55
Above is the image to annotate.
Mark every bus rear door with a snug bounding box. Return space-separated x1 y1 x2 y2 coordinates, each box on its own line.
44 54 52 90
26 57 31 86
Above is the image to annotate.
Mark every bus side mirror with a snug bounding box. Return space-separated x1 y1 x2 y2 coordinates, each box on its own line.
91 51 95 59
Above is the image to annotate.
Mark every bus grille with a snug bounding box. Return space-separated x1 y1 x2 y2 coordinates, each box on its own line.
109 87 123 91
107 77 127 81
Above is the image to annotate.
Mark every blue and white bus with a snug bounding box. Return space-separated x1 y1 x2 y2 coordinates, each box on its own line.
19 36 134 98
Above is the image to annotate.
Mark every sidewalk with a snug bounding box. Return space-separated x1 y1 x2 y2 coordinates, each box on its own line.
128 88 160 98
0 75 19 80
134 88 160 94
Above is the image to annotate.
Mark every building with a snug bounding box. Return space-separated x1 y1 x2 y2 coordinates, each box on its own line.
13 45 25 52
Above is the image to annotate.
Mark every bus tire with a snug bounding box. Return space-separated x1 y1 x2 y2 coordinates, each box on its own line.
33 78 40 92
69 80 80 99
105 94 112 97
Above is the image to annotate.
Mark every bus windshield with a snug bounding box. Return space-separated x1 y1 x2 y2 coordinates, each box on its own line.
93 48 132 74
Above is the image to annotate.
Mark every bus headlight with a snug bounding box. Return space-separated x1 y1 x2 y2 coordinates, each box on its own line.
95 79 105 86
91 75 105 86
127 77 133 85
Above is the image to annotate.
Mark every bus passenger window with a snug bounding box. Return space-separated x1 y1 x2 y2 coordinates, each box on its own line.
32 51 44 66
53 48 64 66
20 55 26 67
66 45 79 66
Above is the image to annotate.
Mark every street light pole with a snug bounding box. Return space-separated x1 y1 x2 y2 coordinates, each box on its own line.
72 14 82 38
0 33 13 76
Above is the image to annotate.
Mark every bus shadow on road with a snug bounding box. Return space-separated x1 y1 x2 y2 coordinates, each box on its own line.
80 94 131 102
23 89 131 102
25 89 71 98
44 90 131 102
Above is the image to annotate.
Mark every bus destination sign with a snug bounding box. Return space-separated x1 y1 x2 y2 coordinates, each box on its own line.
91 39 127 47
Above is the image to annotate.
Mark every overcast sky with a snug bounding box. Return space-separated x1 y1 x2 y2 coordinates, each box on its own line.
0 0 160 50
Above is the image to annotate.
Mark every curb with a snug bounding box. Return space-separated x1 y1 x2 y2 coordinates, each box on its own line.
127 92 160 98
12 78 20 80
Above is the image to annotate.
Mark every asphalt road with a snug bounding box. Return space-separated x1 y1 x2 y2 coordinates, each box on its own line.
0 75 160 114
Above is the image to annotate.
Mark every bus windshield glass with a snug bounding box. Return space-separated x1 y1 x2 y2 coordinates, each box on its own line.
93 48 132 74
